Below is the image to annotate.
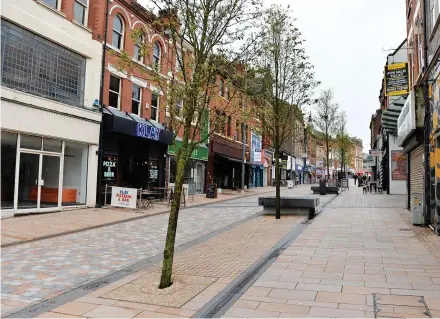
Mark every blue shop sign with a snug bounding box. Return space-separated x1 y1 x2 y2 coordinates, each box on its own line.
136 123 160 141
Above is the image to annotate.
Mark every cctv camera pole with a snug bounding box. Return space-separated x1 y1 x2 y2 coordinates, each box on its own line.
96 0 110 207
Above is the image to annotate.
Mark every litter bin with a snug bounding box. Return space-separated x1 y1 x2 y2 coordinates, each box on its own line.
319 180 326 195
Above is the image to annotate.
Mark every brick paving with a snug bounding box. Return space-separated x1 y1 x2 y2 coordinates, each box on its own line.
1 184 319 317
33 215 306 318
225 185 440 318
1 186 275 246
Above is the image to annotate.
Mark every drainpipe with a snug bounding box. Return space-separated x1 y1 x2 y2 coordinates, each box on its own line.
422 0 431 224
96 0 110 207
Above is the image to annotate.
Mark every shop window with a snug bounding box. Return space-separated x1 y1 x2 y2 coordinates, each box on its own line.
153 42 161 71
43 138 62 153
149 160 159 189
109 75 120 109
1 20 86 107
151 93 159 121
1 132 17 210
169 157 177 184
132 84 141 116
134 32 144 61
20 135 42 150
112 15 124 49
74 0 88 26
63 141 88 206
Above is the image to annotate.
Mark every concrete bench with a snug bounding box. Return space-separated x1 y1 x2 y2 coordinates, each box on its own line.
311 186 340 195
258 196 319 219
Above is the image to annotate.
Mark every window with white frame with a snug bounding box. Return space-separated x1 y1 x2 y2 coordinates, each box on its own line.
151 93 159 121
176 100 183 116
134 33 144 61
153 42 161 71
225 85 230 100
73 0 88 25
132 84 141 116
112 15 124 49
431 0 440 32
109 75 120 109
219 79 224 97
42 0 59 9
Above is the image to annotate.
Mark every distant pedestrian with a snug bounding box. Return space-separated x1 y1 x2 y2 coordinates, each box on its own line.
354 174 358 185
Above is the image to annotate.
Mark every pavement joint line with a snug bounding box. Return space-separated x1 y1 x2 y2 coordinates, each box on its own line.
1 189 274 249
192 193 338 318
4 210 265 319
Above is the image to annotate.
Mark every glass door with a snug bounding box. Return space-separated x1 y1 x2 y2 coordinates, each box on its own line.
17 153 40 209
40 155 60 208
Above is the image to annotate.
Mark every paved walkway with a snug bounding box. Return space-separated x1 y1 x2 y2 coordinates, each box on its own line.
1 184 318 317
225 186 440 318
1 186 275 246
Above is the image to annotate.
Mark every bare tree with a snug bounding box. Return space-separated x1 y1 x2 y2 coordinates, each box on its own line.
114 0 263 289
334 111 353 177
314 89 339 179
248 5 317 219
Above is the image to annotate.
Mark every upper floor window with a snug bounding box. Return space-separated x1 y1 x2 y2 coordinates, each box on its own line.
132 84 141 116
134 33 144 62
227 116 232 136
1 20 86 107
151 93 159 121
112 15 124 49
42 0 59 9
176 48 182 72
108 75 121 109
219 79 224 97
74 0 88 25
176 100 183 116
225 86 230 100
153 42 161 71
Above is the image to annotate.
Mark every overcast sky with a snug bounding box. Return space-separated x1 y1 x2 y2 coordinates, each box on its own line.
266 0 406 153
139 0 406 152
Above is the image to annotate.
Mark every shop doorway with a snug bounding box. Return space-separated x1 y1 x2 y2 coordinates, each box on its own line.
17 152 61 210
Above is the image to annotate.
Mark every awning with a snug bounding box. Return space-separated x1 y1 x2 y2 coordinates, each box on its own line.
103 107 173 145
381 95 407 134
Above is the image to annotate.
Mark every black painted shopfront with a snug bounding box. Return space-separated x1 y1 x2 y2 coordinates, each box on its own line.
101 108 173 198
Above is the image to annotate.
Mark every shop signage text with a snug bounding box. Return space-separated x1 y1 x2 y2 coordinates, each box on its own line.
385 63 409 96
110 186 137 209
369 149 380 157
168 141 208 161
103 155 117 180
136 123 161 141
397 91 416 146
254 150 262 163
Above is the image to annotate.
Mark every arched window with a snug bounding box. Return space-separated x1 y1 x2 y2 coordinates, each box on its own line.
112 15 124 49
153 42 161 70
134 32 144 61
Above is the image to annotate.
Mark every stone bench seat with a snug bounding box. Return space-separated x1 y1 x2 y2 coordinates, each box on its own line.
311 186 340 195
258 196 319 219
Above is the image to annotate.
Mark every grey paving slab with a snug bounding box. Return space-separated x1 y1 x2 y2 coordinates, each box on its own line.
1 185 325 317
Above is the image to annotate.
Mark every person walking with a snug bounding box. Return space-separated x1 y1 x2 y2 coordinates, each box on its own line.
354 174 358 185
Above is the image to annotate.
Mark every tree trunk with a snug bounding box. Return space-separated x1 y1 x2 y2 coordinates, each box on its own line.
159 128 190 289
326 141 330 181
274 146 281 219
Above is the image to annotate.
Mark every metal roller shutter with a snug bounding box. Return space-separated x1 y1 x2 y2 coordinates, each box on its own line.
410 145 424 209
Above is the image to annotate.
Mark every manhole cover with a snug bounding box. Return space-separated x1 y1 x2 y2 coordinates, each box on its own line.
373 294 432 318
399 228 411 231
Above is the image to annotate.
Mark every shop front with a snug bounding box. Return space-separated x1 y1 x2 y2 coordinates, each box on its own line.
101 108 173 200
295 164 303 184
263 150 273 186
168 140 208 193
249 134 264 188
208 134 249 190
1 99 101 217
